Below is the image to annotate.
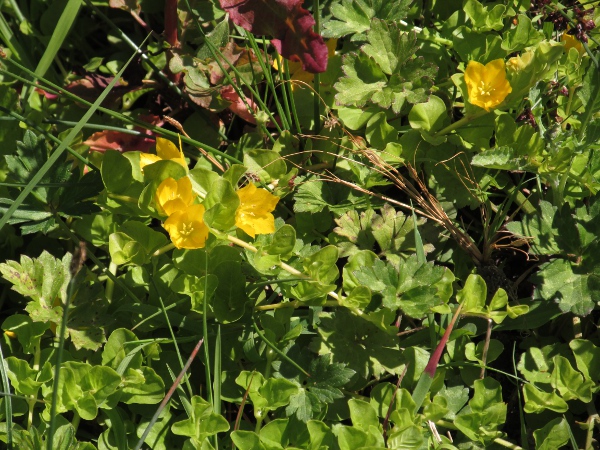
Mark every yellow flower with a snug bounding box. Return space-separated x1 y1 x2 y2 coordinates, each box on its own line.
273 39 337 91
235 183 279 238
464 59 513 112
561 31 584 54
155 176 195 216
140 136 187 171
163 204 209 249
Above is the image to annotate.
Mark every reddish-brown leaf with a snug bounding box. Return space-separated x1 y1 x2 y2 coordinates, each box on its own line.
84 115 163 153
219 0 328 73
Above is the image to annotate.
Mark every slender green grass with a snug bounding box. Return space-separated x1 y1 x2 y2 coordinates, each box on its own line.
31 0 82 84
213 325 221 450
313 0 321 134
0 58 242 165
0 12 34 70
0 339 13 449
134 338 204 450
150 262 195 399
0 38 146 233
202 253 214 408
251 315 310 378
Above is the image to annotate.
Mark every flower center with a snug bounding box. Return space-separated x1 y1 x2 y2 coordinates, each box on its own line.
180 222 195 237
478 81 494 97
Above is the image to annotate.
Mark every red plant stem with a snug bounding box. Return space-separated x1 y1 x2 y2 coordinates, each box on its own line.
164 0 181 83
424 304 463 378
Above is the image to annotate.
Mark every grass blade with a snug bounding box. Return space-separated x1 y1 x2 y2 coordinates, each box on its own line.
0 340 13 449
33 0 82 80
0 35 149 232
134 338 204 450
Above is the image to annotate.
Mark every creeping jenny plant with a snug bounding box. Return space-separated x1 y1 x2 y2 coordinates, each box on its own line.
0 0 599 449
464 59 513 111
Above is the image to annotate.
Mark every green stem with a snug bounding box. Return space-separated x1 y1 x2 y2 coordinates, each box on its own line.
313 0 321 134
71 411 81 434
26 344 40 429
224 234 344 303
152 243 176 257
107 193 139 204
255 299 340 311
104 261 118 303
284 64 303 135
254 348 275 433
494 438 524 450
433 110 488 137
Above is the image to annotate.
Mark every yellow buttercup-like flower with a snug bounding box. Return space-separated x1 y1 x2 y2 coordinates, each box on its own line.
155 176 195 216
561 31 584 54
163 204 209 249
140 136 187 171
464 59 512 112
235 183 279 238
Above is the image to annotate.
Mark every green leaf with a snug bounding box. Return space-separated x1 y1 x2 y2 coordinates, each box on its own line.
102 149 137 194
109 221 168 266
386 425 424 449
458 274 487 314
323 0 412 39
1 314 49 354
335 22 436 113
532 258 599 316
263 224 296 257
303 245 339 285
550 355 593 402
203 179 240 231
120 366 165 404
231 431 266 450
523 383 568 414
102 328 143 372
313 309 402 383
0 251 71 323
171 396 229 440
335 52 387 107
464 0 506 32
348 399 379 431
533 417 570 450
258 378 299 409
350 255 453 318
569 339 600 382
307 420 336 449
501 15 543 53
212 260 247 323
408 95 448 133
287 354 355 422
5 357 48 396
365 112 397 149
294 178 373 214
244 149 288 184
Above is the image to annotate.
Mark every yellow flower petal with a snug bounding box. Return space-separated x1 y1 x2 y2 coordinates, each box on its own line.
235 184 279 238
464 59 512 112
561 32 584 54
139 153 162 170
156 137 187 169
163 204 209 249
155 176 195 216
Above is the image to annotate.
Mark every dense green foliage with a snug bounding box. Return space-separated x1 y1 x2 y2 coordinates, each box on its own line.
0 0 599 449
